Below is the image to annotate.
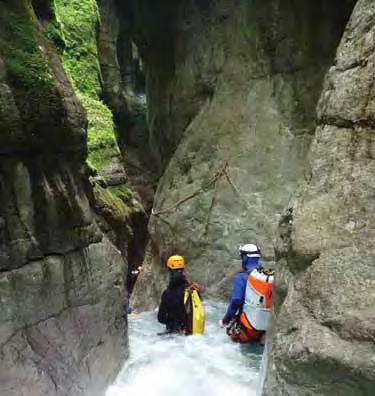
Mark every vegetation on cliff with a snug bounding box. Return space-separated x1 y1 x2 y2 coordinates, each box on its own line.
49 0 145 239
0 4 54 90
52 0 119 171
0 2 54 141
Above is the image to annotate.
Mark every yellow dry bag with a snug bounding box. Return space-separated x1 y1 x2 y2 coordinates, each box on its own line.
184 289 205 335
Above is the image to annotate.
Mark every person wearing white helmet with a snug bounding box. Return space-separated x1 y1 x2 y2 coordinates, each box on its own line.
219 243 262 330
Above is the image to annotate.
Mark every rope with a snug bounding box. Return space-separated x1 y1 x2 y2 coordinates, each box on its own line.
151 159 277 261
203 172 221 236
151 163 228 217
151 161 269 226
224 167 270 222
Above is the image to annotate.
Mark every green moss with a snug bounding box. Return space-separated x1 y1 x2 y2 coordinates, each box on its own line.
80 95 119 170
0 2 54 90
109 185 145 214
45 18 65 50
54 0 101 97
52 0 119 171
93 183 130 218
108 185 134 201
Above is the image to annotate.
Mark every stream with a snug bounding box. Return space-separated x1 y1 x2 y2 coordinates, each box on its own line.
106 301 263 396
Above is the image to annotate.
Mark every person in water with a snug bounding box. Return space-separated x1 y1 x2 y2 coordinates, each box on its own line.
219 243 273 343
157 255 201 334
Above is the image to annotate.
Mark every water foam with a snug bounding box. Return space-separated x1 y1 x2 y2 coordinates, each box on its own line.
106 301 262 396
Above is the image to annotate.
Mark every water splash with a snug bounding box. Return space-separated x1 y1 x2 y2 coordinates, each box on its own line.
106 301 262 396
256 337 268 396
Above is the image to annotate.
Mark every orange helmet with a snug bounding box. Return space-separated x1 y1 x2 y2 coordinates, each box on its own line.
166 255 185 270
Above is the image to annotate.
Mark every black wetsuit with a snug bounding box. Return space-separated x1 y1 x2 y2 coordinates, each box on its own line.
157 271 188 333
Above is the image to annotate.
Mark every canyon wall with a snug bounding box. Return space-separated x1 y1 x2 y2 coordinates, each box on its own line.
130 0 355 307
264 0 375 394
0 2 128 395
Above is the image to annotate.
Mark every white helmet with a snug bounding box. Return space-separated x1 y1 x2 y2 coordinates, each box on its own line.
239 243 261 258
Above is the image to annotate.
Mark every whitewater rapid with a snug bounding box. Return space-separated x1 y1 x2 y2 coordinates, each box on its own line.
106 301 263 396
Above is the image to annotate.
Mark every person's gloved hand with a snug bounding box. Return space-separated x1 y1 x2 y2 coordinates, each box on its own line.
189 282 202 292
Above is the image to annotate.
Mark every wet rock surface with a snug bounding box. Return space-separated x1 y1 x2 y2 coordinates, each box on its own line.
2 0 374 395
0 2 127 395
264 0 375 394
130 0 355 303
97 0 155 209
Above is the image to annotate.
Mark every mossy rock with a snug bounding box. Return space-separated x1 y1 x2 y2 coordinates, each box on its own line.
52 0 120 171
80 95 119 171
0 1 86 151
93 183 130 220
0 2 54 90
109 185 145 213
54 0 101 97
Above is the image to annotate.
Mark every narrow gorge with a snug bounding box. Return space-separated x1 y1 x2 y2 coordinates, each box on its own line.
1 0 374 395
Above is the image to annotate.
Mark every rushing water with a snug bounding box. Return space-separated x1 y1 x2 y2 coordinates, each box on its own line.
106 301 263 396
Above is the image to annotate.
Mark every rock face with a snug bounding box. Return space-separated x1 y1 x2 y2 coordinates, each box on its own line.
129 0 355 307
50 0 148 293
0 2 127 395
263 0 375 394
94 0 151 287
97 0 155 209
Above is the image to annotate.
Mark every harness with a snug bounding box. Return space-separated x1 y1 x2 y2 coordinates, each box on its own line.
228 267 274 343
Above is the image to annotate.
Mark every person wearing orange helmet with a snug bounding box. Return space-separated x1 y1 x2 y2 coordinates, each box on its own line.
157 255 201 334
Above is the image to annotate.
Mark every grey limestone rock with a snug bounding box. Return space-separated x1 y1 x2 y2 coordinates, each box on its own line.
131 0 355 303
0 1 128 395
263 0 375 394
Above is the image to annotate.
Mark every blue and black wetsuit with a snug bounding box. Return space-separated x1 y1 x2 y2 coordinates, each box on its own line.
222 257 261 325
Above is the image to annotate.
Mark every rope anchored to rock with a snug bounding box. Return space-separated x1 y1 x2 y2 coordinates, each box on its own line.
151 161 269 227
151 162 229 217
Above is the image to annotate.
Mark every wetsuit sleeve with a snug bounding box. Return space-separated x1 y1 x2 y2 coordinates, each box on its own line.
157 290 168 324
222 273 246 325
